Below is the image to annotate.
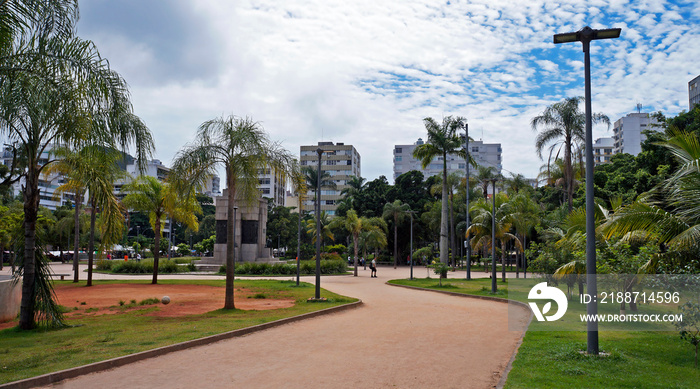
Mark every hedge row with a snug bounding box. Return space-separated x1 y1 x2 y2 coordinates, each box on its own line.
96 259 181 274
219 259 347 275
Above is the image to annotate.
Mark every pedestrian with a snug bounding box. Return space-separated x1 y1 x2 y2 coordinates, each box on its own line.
371 258 377 278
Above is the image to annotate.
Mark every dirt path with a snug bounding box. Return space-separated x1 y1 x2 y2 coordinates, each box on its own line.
42 266 529 389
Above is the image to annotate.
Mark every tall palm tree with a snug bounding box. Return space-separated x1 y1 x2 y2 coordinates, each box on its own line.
382 200 410 268
359 217 388 264
171 115 295 309
122 176 200 284
413 116 467 264
430 171 463 266
531 96 609 212
467 194 522 282
46 146 128 286
340 176 366 211
474 165 498 199
0 13 154 329
306 211 334 246
332 210 364 276
509 192 541 277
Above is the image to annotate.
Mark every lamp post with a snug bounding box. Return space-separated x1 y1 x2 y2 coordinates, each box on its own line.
296 208 302 286
554 26 621 356
489 178 497 293
314 147 323 300
462 121 472 280
233 206 238 268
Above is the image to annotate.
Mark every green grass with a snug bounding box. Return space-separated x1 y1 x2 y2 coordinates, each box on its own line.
389 277 700 388
0 279 356 385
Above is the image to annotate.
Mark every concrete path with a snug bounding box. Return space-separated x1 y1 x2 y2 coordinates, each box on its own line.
16 264 530 389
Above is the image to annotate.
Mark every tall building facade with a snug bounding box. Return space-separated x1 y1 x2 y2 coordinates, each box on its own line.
299 142 361 215
592 137 614 166
612 113 660 156
690 75 700 110
393 138 502 181
257 168 286 206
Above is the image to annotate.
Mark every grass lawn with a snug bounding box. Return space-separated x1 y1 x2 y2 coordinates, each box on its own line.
0 279 356 385
389 277 700 389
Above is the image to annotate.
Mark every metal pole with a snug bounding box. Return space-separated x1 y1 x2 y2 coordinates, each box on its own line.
315 148 323 299
583 35 599 355
410 212 414 280
465 123 471 280
491 179 497 293
167 216 172 260
296 209 301 286
233 206 238 274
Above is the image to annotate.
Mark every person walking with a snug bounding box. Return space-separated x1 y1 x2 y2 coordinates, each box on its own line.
370 258 377 278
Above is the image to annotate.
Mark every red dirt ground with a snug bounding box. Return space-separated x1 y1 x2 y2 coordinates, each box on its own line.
0 283 294 329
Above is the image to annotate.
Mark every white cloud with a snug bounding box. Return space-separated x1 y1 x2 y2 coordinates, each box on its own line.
76 0 700 183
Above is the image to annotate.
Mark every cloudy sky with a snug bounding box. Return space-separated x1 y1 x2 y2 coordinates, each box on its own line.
76 0 699 182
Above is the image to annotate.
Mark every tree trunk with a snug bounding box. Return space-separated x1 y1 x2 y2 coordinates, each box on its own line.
152 211 161 285
19 167 39 330
353 232 359 276
516 234 520 279
224 170 236 309
393 216 398 269
523 235 528 279
87 197 97 287
439 155 449 264
449 193 456 269
501 240 506 282
565 135 573 212
73 188 83 283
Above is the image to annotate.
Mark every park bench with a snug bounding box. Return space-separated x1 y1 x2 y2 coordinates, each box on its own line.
52 273 71 280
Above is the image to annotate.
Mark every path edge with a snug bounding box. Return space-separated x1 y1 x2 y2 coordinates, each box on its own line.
387 282 533 389
1 300 363 389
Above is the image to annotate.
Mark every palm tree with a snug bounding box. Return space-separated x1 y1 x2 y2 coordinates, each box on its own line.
171 115 295 309
359 217 388 265
46 146 128 286
413 116 467 264
0 11 154 329
382 200 410 268
430 171 463 267
467 194 522 282
340 176 365 211
474 165 498 199
122 176 200 284
306 211 334 246
332 210 363 276
509 192 541 277
531 97 609 212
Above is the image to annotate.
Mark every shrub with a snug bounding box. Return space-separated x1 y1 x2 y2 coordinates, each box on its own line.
321 252 343 262
95 259 113 271
219 259 347 275
111 259 180 274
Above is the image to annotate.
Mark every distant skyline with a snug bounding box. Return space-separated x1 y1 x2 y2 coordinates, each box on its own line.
77 0 699 182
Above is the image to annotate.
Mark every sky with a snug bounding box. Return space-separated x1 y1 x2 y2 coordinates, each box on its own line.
76 0 700 183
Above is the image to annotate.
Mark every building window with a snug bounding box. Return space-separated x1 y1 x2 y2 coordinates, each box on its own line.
471 147 479 152
395 147 402 153
326 160 337 166
395 156 402 162
325 200 335 205
261 188 271 194
259 178 271 185
458 163 465 169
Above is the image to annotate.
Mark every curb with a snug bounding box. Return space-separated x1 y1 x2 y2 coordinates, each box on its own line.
1 300 363 389
387 282 533 389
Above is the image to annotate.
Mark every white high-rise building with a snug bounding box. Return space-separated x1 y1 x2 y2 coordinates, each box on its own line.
393 138 502 181
592 137 615 166
257 168 286 207
612 113 661 156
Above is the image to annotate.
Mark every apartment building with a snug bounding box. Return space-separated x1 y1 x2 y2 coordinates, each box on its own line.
299 142 361 215
393 138 502 181
257 168 285 207
690 75 700 110
592 137 615 166
612 112 661 156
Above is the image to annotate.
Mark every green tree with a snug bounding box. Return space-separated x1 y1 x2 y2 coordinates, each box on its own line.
171 115 295 309
413 116 466 264
122 176 200 284
383 200 410 268
531 97 609 212
0 7 154 329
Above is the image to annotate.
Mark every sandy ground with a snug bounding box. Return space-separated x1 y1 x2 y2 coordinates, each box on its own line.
13 264 532 389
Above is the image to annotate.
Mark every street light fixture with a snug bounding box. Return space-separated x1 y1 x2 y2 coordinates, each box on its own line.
314 147 324 300
490 178 497 293
554 25 621 356
461 120 472 280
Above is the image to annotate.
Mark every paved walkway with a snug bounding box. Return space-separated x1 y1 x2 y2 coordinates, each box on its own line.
9 264 530 389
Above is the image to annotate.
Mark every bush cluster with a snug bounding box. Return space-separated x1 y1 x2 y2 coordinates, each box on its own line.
111 259 180 274
219 259 347 275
